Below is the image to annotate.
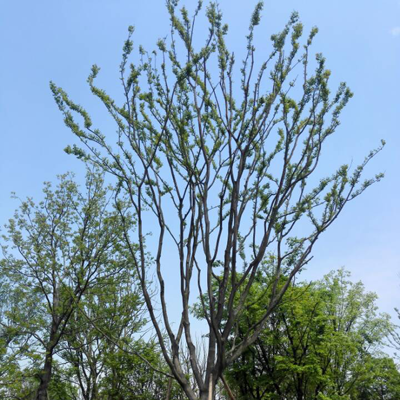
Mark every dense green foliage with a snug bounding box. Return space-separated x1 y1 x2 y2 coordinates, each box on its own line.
223 270 399 399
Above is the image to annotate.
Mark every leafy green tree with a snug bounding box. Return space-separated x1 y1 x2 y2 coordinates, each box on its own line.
224 270 395 400
0 171 133 400
60 270 145 400
99 340 185 400
354 356 400 400
50 1 384 398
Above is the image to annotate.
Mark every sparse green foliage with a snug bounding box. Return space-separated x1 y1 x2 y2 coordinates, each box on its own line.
46 1 384 399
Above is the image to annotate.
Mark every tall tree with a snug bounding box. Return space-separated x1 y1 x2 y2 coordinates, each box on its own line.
50 1 384 398
0 171 133 400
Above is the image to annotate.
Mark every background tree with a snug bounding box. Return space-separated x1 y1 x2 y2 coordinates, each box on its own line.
354 356 400 400
98 340 186 400
59 269 151 400
0 170 133 400
223 269 396 400
50 1 384 398
0 276 44 399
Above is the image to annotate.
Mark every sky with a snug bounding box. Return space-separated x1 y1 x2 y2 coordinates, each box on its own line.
1 0 399 332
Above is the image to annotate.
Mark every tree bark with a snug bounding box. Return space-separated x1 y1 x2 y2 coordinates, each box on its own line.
221 375 236 400
165 377 173 400
199 373 214 400
36 316 59 400
36 343 55 400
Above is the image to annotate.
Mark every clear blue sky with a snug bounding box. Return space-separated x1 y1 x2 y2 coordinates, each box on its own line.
1 0 399 324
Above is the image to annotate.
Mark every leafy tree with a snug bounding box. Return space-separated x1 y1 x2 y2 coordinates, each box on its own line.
99 340 186 400
50 1 384 398
59 269 146 400
0 170 133 400
354 356 400 400
224 270 396 400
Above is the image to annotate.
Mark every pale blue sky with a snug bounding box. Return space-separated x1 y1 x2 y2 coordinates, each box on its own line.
1 0 399 326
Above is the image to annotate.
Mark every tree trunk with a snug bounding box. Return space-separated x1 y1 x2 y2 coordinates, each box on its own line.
208 374 213 400
36 318 59 400
221 375 236 400
165 377 173 400
36 345 54 400
198 374 215 400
